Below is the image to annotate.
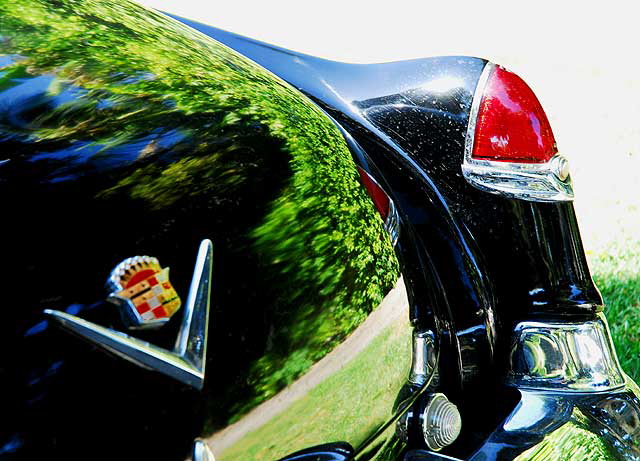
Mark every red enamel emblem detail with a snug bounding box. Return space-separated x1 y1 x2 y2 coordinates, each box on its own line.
107 256 182 328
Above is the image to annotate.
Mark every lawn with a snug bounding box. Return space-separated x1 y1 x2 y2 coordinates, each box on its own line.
572 131 640 384
590 239 640 382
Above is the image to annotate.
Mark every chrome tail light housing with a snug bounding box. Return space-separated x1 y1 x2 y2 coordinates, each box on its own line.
463 62 574 202
508 314 625 392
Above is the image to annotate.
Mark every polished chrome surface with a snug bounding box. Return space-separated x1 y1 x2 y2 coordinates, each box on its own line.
421 393 462 451
385 199 400 247
396 330 438 445
174 239 212 375
193 439 216 461
462 154 574 202
406 384 640 461
409 330 437 386
464 61 494 162
462 62 574 202
45 239 212 389
551 154 571 182
466 385 640 461
508 313 624 392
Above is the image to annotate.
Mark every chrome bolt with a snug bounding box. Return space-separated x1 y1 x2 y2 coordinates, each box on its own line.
422 393 462 451
551 154 571 182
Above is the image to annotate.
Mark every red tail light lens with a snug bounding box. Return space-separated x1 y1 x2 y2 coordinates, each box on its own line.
462 63 573 202
472 66 557 163
356 166 400 245
357 166 390 220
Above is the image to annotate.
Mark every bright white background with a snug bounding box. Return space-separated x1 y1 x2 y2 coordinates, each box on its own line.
136 0 640 259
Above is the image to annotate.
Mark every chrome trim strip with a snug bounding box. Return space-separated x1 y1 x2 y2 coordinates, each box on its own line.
464 62 495 164
45 239 213 390
385 199 400 248
193 439 216 461
462 62 574 202
507 313 625 392
175 239 212 374
409 329 437 386
462 154 574 202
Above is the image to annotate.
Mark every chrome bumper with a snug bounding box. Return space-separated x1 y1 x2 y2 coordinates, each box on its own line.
408 313 640 460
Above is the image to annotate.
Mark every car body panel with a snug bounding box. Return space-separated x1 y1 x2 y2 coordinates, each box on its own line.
0 2 412 459
2 2 639 461
407 381 640 461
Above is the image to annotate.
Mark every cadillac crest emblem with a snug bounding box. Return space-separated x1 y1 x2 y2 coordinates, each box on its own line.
107 255 181 329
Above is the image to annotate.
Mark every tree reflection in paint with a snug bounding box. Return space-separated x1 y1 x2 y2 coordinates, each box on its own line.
0 0 399 433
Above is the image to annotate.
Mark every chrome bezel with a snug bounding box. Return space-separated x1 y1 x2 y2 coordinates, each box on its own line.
462 62 574 202
421 393 462 451
507 313 625 392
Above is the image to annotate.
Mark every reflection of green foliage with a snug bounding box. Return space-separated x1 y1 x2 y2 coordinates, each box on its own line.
514 409 619 461
0 0 399 424
219 310 411 461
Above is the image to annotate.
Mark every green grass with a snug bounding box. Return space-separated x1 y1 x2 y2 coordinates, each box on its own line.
590 238 640 382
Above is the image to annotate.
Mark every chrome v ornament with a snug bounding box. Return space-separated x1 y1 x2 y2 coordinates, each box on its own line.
45 239 213 390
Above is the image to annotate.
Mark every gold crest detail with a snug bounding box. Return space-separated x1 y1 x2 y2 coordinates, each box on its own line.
107 255 181 328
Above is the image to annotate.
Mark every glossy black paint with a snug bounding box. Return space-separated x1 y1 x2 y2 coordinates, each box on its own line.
184 17 603 363
407 385 640 460
405 450 464 461
178 17 499 391
0 3 405 460
277 443 354 461
0 2 624 460
174 18 611 459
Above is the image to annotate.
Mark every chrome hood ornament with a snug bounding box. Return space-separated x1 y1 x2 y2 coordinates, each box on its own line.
45 239 213 390
107 255 181 329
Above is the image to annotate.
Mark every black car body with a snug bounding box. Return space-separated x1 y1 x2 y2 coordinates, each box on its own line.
1 1 639 461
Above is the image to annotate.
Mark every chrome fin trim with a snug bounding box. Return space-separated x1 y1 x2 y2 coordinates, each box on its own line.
45 239 213 390
193 439 216 461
